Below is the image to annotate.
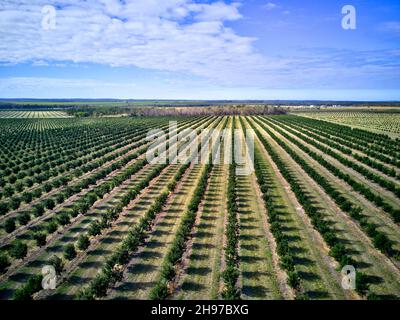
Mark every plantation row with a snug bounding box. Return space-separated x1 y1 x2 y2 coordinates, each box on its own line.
254 117 399 255
0 117 204 227
257 117 400 223
0 117 204 204
2 116 225 300
0 117 214 284
249 118 374 297
247 116 400 298
0 114 399 300
269 117 400 179
221 121 240 299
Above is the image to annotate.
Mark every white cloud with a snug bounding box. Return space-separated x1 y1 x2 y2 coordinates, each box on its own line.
0 0 264 85
192 2 242 21
264 2 279 11
0 1 398 93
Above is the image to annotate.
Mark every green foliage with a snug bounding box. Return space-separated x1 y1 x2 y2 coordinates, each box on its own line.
32 204 45 217
0 202 9 216
76 287 95 300
13 275 43 300
373 233 393 255
0 253 10 274
4 217 16 233
45 220 58 234
88 220 102 236
64 244 77 260
49 255 64 275
57 212 70 226
77 234 90 251
43 198 55 210
9 240 28 260
355 272 370 296
17 212 31 226
149 279 169 300
32 231 47 247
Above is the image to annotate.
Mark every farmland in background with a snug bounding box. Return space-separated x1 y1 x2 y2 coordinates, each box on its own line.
294 110 400 137
0 111 72 119
0 109 399 300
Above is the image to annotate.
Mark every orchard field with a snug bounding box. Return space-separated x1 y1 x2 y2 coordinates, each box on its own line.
296 110 400 137
0 111 72 119
0 113 399 300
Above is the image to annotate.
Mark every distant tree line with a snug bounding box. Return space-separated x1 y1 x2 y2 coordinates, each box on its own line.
61 105 287 117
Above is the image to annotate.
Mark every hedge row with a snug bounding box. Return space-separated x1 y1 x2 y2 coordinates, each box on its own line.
253 147 304 297
247 117 374 298
1 117 213 275
255 117 398 258
0 158 148 275
270 117 399 179
149 117 228 300
264 117 400 199
222 119 240 300
76 163 191 300
273 116 400 170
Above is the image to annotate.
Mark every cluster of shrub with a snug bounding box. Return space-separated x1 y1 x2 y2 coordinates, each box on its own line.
267 118 400 200
0 133 151 216
77 163 190 300
0 145 147 226
266 119 400 259
256 118 398 258
149 117 227 300
253 150 304 297
0 158 148 279
271 117 399 179
295 116 400 161
249 118 375 298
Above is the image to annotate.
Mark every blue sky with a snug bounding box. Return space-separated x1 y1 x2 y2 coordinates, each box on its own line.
0 0 399 100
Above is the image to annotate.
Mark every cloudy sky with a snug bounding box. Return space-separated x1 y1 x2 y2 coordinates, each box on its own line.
0 0 399 100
